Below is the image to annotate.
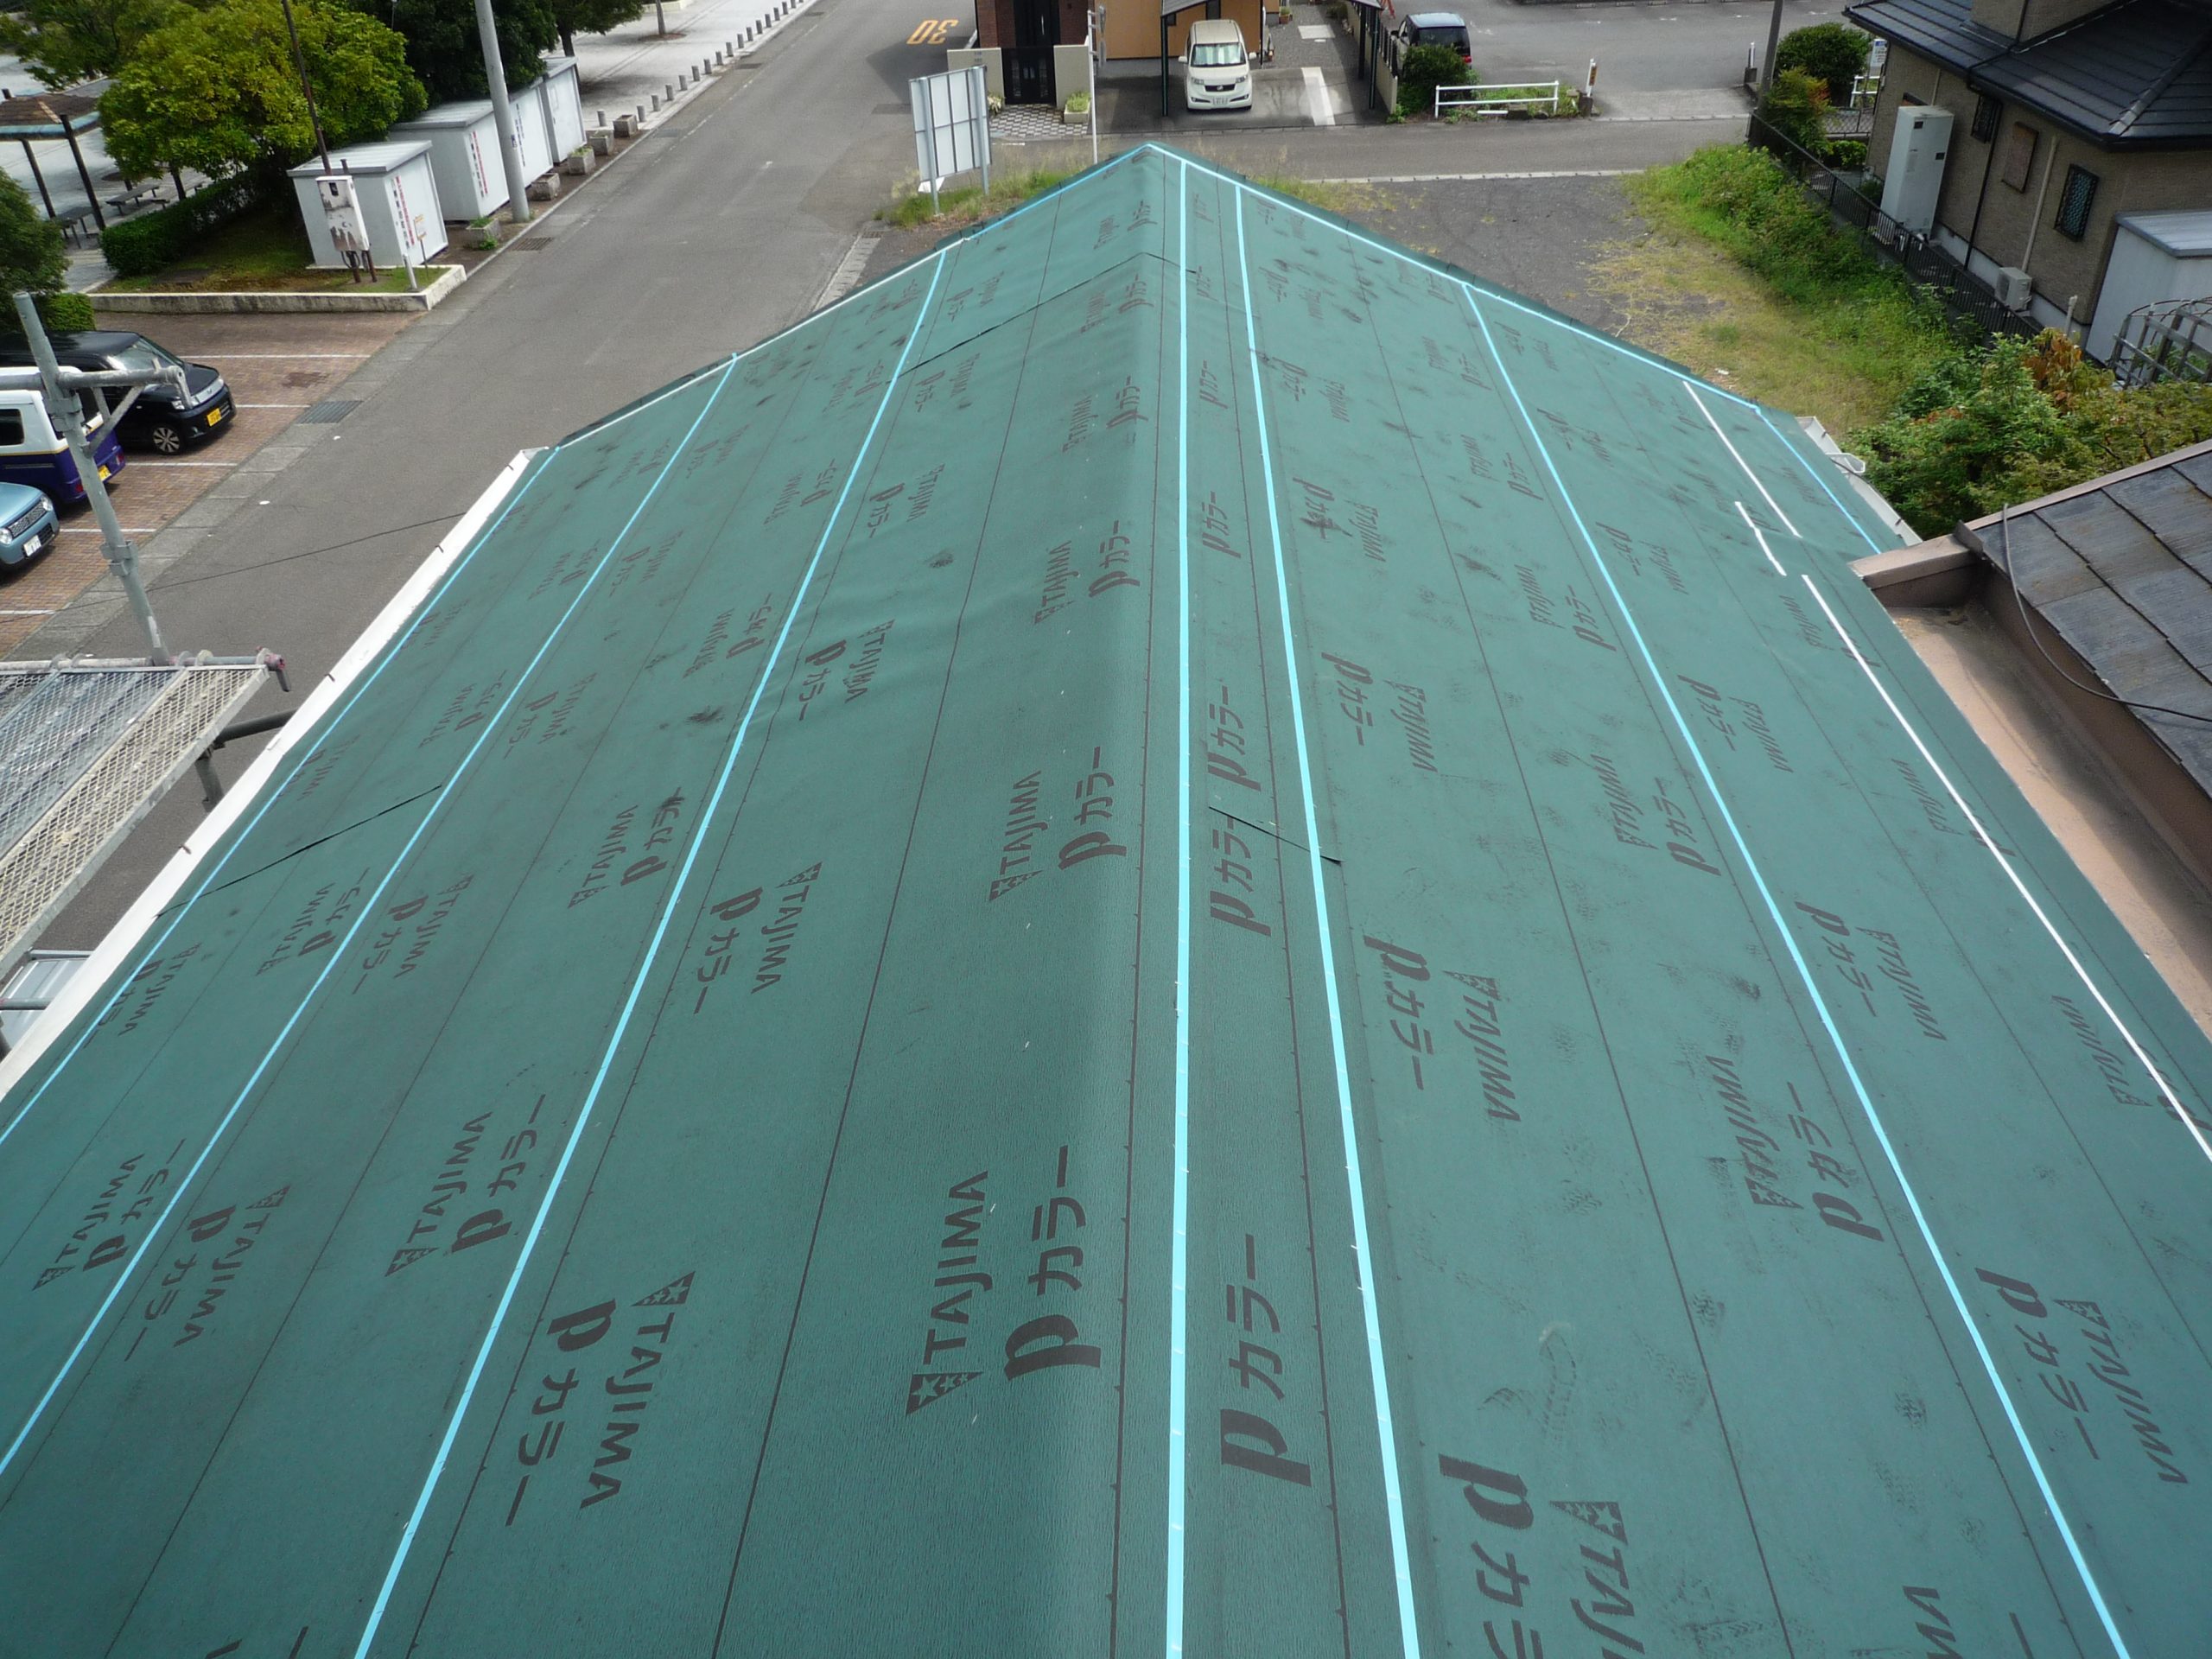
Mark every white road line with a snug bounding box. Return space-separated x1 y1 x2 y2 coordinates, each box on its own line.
56 526 160 534
1801 573 2212 1166
1470 289 2136 1659
1304 66 1335 126
130 460 232 468
1687 382 1798 537
199 353 376 359
1734 499 1785 575
0 608 55 616
237 403 312 409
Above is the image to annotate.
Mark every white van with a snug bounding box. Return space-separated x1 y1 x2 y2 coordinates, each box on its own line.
1184 19 1255 112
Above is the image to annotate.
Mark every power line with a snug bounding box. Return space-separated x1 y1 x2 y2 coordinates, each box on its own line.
149 513 462 592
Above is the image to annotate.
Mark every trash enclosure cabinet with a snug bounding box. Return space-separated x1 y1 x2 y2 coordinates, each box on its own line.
287 141 449 270
390 101 505 220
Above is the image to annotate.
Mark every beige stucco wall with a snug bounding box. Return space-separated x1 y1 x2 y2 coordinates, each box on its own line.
1105 0 1264 61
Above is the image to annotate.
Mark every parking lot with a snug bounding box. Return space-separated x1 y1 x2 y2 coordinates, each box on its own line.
0 309 418 656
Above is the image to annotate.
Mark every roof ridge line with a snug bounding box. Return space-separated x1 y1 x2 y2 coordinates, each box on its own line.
2108 5 2212 135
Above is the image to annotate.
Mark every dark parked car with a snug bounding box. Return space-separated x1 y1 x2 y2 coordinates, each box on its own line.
1390 10 1473 67
0 330 234 454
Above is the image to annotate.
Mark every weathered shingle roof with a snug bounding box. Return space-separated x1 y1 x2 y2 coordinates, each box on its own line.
1848 0 2212 146
1971 438 2212 788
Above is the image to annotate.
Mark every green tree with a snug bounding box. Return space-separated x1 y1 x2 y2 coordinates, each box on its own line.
99 0 423 187
0 173 68 295
1395 42 1471 118
1758 67 1829 155
376 0 556 102
0 0 188 92
1775 22 1871 102
548 0 642 58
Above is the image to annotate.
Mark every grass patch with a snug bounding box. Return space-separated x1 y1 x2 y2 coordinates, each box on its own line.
1249 175 1393 219
105 198 445 293
1591 145 1952 435
878 168 1076 232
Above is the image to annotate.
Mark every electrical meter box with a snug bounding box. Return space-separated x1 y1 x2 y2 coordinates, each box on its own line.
1878 105 1953 235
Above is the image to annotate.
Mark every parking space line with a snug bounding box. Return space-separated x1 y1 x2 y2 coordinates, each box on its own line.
130 461 233 468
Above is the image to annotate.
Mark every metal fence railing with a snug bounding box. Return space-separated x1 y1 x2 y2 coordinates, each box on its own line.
1435 80 1562 117
1746 112 2041 348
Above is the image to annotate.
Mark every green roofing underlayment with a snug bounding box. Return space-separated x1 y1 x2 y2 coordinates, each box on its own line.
1 145 2208 1657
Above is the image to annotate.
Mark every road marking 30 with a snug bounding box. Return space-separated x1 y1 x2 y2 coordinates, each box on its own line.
908 17 958 43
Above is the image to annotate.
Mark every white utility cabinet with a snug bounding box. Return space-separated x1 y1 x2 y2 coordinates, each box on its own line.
287 141 448 270
2087 210 2212 365
390 100 505 219
1878 105 1953 235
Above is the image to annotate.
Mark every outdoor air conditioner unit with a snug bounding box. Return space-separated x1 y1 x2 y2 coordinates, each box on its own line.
1994 265 2034 310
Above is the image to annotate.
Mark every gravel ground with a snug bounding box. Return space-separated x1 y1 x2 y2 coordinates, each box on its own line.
855 171 1646 334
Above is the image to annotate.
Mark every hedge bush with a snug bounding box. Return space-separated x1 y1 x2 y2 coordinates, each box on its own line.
99 174 265 278
1775 22 1871 102
1859 331 2212 532
36 292 95 331
1396 43 1471 118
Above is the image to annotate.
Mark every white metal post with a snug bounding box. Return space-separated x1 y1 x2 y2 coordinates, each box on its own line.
12 294 164 659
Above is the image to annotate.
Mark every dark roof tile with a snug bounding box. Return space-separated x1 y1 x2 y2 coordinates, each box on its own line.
1848 0 2212 144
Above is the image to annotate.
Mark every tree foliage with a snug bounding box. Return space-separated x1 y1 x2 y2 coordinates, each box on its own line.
1775 22 1871 102
99 0 423 185
548 0 643 58
1859 331 2212 532
0 172 68 296
1396 42 1471 118
378 0 555 102
1758 67 1830 156
0 0 188 92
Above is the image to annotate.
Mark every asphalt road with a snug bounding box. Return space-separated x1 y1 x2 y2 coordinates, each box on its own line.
1448 0 1859 92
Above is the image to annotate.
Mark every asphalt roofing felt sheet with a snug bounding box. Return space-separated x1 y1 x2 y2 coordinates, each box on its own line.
2 145 2209 1658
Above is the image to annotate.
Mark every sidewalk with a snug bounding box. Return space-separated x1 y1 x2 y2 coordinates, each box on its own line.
563 0 806 121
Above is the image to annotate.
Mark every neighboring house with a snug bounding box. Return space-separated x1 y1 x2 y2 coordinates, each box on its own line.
1857 435 2212 907
1842 0 2212 351
959 0 1094 104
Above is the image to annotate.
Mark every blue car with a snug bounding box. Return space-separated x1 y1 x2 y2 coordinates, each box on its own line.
0 479 58 571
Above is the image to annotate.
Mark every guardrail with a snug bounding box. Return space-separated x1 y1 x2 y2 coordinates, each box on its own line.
1435 80 1562 117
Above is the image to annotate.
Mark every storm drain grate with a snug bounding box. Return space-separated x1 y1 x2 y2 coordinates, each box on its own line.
297 399 362 424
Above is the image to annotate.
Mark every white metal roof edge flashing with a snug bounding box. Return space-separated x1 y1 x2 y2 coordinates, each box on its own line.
0 447 543 1096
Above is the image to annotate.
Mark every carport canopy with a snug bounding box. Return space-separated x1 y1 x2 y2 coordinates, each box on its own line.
0 92 107 230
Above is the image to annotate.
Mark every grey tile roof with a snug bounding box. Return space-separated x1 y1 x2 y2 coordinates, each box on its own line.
1847 0 2212 146
1973 441 2212 793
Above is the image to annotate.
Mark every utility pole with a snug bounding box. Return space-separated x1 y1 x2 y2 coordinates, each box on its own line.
1759 0 1785 97
12 295 170 659
276 0 334 172
475 0 533 226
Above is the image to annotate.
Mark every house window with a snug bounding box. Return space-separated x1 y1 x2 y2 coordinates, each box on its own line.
2055 164 2099 238
1971 93 2000 142
2002 122 2037 189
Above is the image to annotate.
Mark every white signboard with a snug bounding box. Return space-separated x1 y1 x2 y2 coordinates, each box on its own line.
315 175 369 256
911 63 990 207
